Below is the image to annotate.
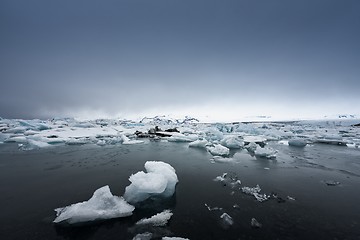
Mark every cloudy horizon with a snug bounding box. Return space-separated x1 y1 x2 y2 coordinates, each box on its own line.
1 0 359 121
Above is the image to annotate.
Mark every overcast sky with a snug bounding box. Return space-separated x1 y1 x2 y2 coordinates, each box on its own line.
1 0 359 121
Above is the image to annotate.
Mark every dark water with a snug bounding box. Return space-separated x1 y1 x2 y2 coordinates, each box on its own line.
0 141 360 240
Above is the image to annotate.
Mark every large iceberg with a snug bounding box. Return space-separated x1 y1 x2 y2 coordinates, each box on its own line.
124 161 178 204
53 185 134 224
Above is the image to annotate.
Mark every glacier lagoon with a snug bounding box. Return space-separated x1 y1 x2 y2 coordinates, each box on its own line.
0 118 360 239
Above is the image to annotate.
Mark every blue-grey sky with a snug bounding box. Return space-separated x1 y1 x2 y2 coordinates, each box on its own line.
1 0 359 121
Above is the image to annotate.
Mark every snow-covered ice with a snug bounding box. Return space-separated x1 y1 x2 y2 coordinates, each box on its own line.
136 209 173 226
207 144 230 156
53 186 134 224
124 161 178 203
254 147 277 159
188 139 209 148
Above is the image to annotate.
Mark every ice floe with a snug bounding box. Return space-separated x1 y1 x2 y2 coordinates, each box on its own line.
53 185 134 224
124 161 178 203
254 147 277 159
136 209 173 226
207 144 230 156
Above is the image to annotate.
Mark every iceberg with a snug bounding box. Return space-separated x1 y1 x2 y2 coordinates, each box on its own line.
207 144 230 156
220 136 244 149
188 139 209 148
133 232 153 240
124 161 178 204
254 147 277 159
136 209 173 226
53 186 134 224
288 138 307 147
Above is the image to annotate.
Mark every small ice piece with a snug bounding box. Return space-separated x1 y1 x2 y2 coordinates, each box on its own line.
254 147 277 159
220 213 234 226
264 167 270 170
233 204 240 209
214 173 227 182
325 180 340 186
124 161 178 203
287 196 296 201
189 139 209 148
210 156 233 163
133 232 153 240
241 184 270 202
162 237 190 240
121 134 144 145
207 144 230 156
288 138 307 147
251 218 262 228
204 203 223 211
53 186 134 224
220 136 244 149
136 209 173 226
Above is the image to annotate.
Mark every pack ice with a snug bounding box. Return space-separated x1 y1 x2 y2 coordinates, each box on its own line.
124 161 178 203
53 185 134 224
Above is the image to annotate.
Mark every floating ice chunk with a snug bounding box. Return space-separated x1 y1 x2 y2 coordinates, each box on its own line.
133 232 153 240
162 237 190 240
325 180 340 186
220 136 244 149
243 135 267 145
136 209 173 226
288 138 307 147
287 196 296 201
204 203 223 211
251 218 262 228
53 186 134 224
4 136 27 143
210 156 233 163
19 139 50 150
207 144 230 156
241 184 270 202
245 142 258 153
167 133 194 142
220 213 233 226
121 134 144 145
124 161 178 203
189 139 209 148
254 147 277 159
65 138 90 145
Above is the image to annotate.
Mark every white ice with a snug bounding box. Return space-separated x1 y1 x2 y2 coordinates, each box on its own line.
188 139 209 148
53 185 134 224
220 136 244 149
254 147 277 159
124 161 178 203
288 138 307 147
136 209 173 226
207 144 230 156
162 237 190 240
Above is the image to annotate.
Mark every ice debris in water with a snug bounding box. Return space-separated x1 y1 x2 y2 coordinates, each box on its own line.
136 209 173 226
132 232 153 240
162 237 190 240
124 161 178 204
254 147 277 159
241 184 270 202
53 186 134 224
245 142 258 153
206 144 230 156
214 172 241 188
288 138 307 147
220 213 234 226
220 136 244 149
188 139 209 148
251 218 262 228
325 180 340 186
204 203 223 211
